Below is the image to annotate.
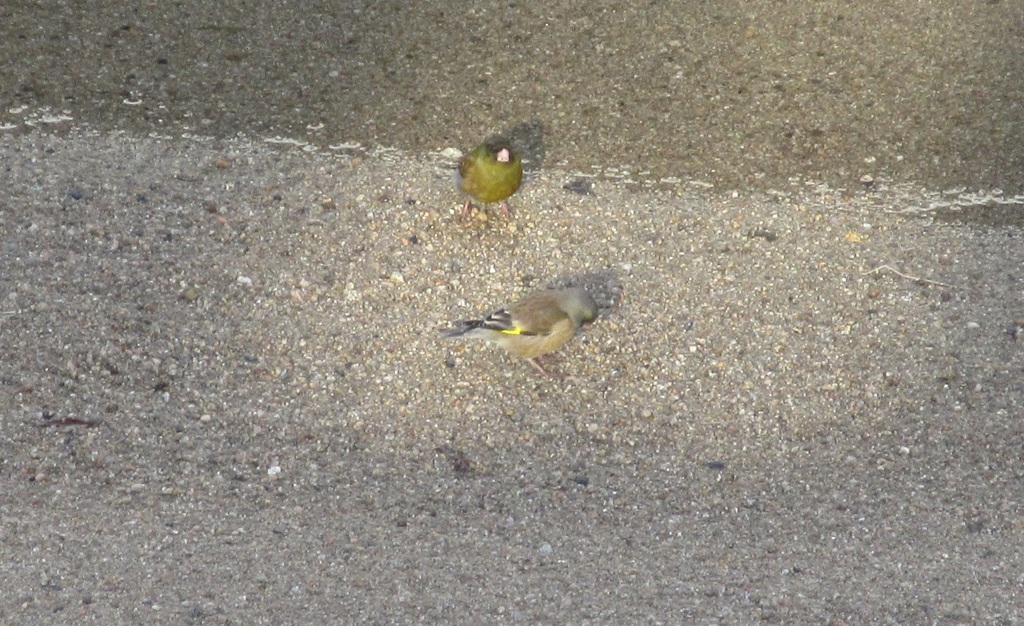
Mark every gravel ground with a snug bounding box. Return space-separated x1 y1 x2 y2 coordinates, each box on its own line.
2 0 1023 192
1 131 1022 624
2 0 1024 623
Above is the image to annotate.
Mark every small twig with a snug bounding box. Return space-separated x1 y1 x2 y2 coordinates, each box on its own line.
862 265 953 288
39 417 103 428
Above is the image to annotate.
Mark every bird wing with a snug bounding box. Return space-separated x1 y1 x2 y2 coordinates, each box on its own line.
506 293 571 336
458 151 477 183
443 308 521 338
480 309 532 334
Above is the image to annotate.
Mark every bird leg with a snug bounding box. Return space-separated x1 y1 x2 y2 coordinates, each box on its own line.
461 199 473 217
527 357 561 378
500 201 513 217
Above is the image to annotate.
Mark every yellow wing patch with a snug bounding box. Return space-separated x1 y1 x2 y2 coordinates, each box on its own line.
500 324 540 337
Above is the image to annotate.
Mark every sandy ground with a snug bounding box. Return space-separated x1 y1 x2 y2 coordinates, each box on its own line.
2 131 1022 624
2 0 1024 624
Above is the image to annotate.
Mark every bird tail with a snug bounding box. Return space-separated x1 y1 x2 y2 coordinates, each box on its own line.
443 319 491 339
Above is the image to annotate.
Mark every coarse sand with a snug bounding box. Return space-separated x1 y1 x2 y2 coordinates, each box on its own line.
2 0 1024 621
1 131 1022 624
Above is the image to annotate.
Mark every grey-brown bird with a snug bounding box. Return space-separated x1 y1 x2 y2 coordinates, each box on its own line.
456 138 523 217
444 287 598 376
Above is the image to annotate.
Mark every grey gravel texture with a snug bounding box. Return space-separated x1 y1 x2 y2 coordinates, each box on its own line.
2 0 1024 624
2 132 1022 625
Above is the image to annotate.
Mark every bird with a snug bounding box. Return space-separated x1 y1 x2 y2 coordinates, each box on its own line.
456 138 523 218
443 287 598 376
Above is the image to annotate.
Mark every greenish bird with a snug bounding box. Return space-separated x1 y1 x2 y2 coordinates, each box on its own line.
456 139 523 217
443 287 598 376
